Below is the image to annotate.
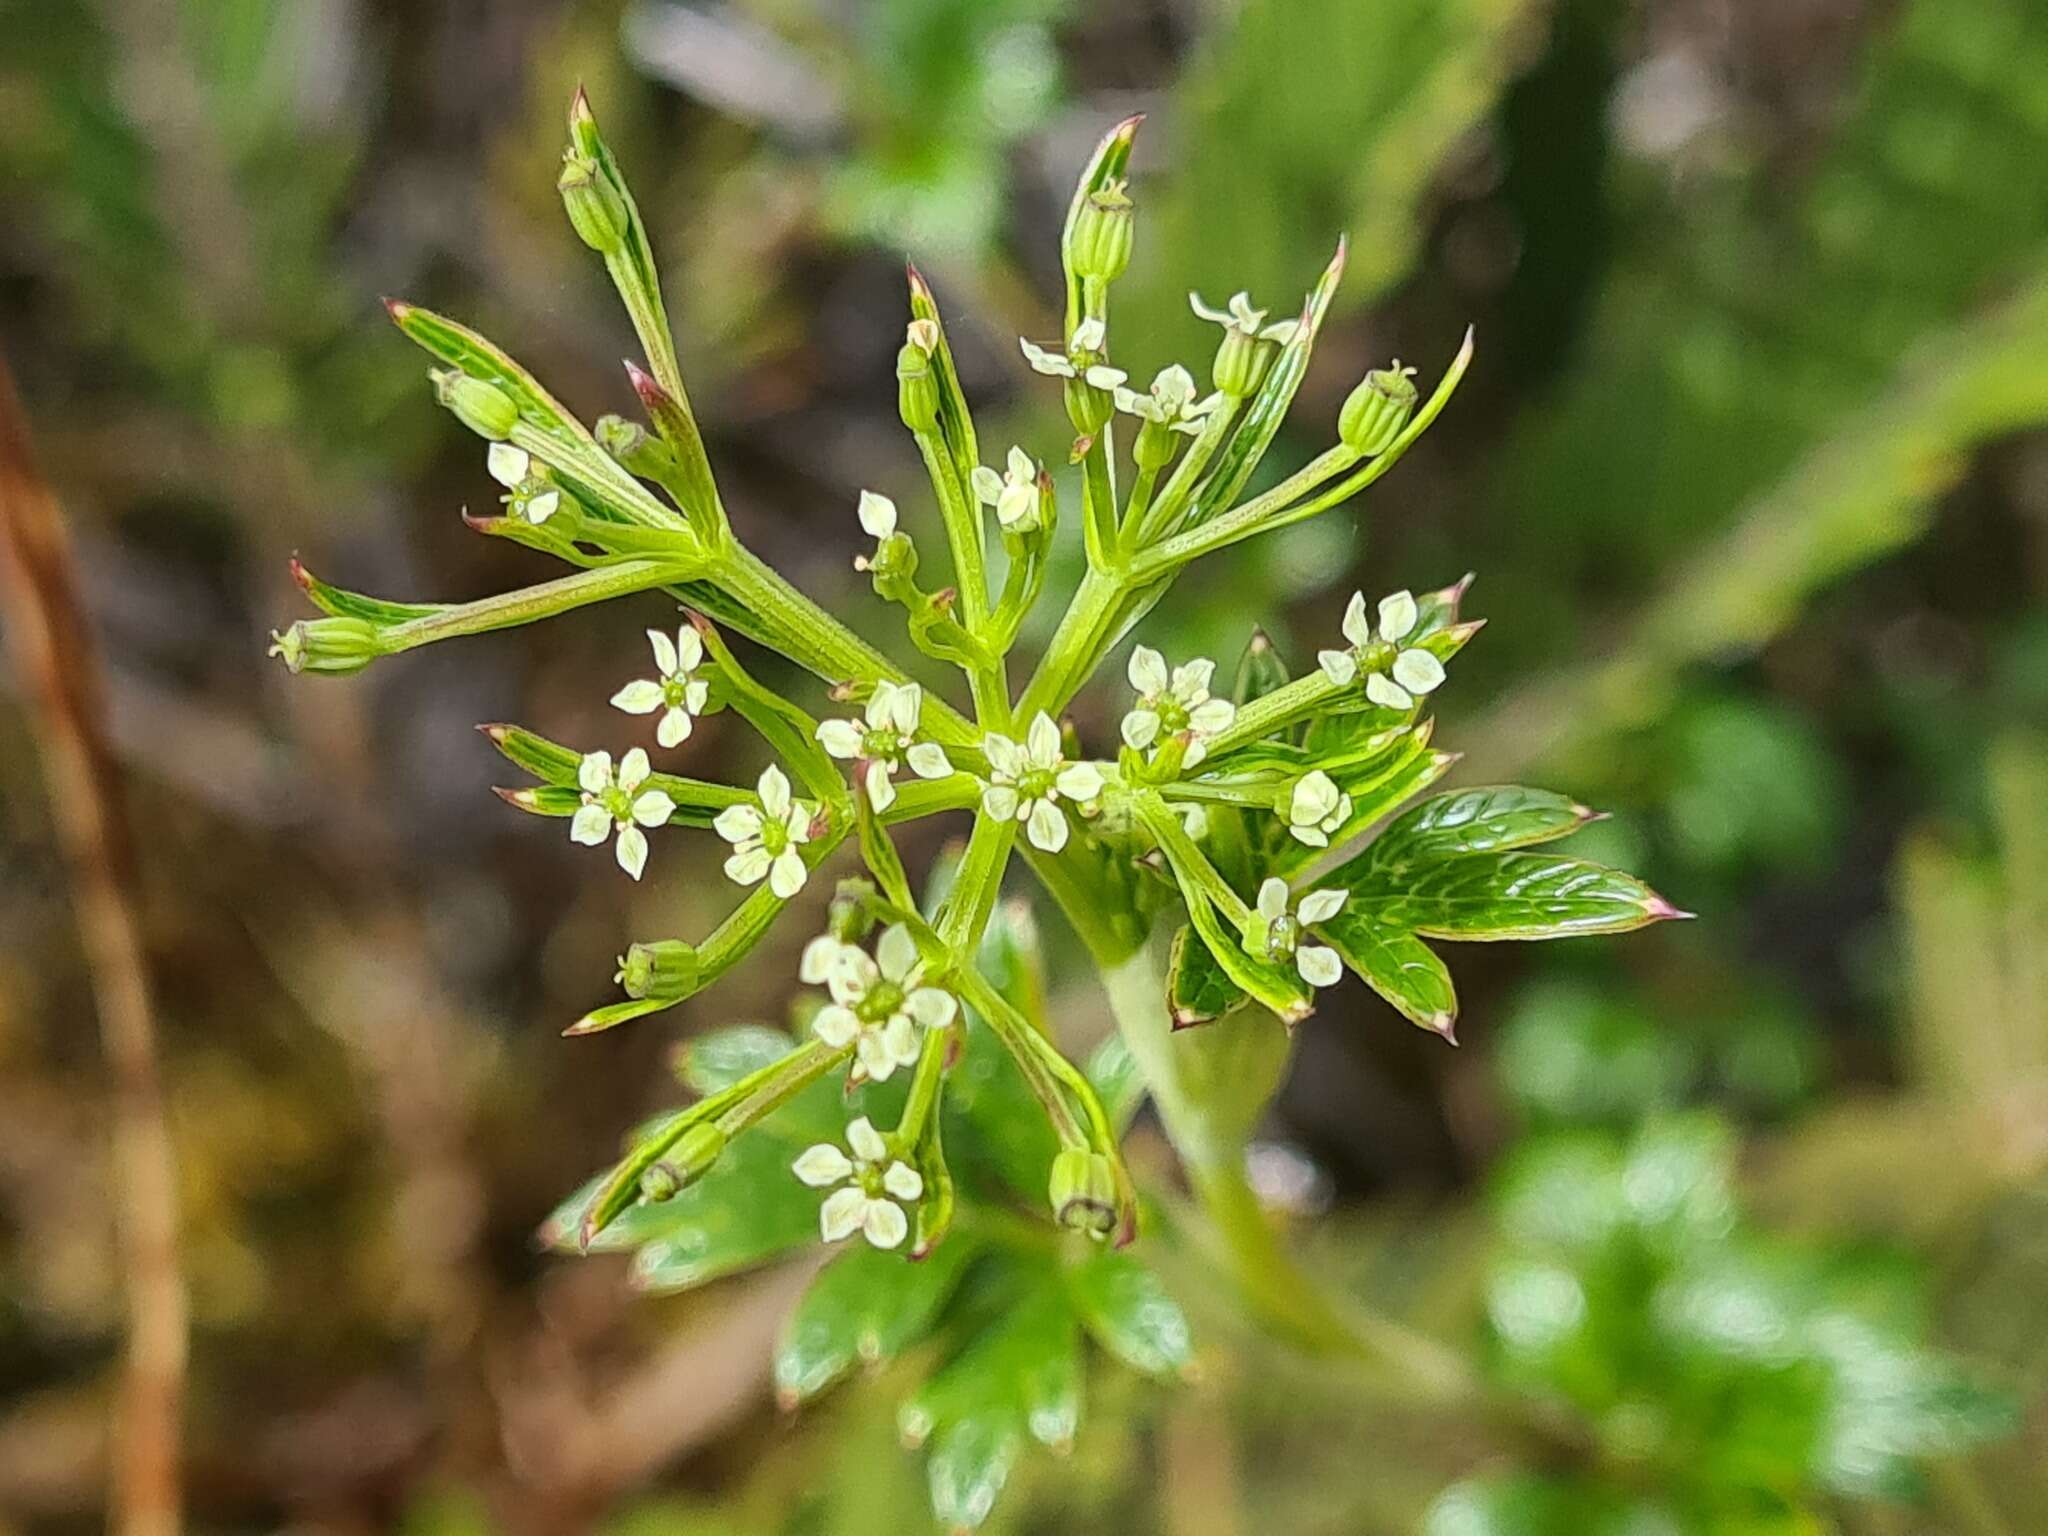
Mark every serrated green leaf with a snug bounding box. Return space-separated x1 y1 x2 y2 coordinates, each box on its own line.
774 1237 979 1407
926 1416 1021 1534
1370 785 1595 870
1165 923 1247 1027
1063 1248 1194 1378
1347 852 1677 940
1316 910 1457 1035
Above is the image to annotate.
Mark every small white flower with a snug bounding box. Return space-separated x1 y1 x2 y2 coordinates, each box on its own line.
570 748 676 880
971 446 1044 534
486 442 562 524
807 923 957 1084
792 1115 924 1250
1112 365 1221 436
1251 878 1346 989
1018 319 1128 391
981 711 1103 854
610 627 710 749
1317 589 1447 709
1188 290 1301 346
815 680 952 812
1286 770 1352 849
1120 645 1236 768
711 764 813 898
852 490 898 573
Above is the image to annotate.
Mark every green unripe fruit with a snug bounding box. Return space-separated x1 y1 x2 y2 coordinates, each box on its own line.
1338 364 1419 456
1211 330 1276 399
897 342 940 433
434 370 520 440
558 152 631 255
640 1122 726 1202
1068 181 1134 284
1048 1147 1118 1238
617 939 698 1002
267 617 383 676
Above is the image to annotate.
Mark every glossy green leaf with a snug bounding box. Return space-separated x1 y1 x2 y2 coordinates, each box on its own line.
774 1237 978 1407
1165 922 1247 1027
1316 910 1457 1036
1369 785 1596 870
1063 1247 1194 1378
1348 852 1679 940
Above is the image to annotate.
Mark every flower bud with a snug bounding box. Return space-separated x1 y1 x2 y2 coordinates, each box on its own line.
267 617 382 676
640 1122 726 1202
1211 330 1276 399
1132 417 1178 473
1067 180 1134 284
1048 1148 1117 1238
558 151 630 255
433 370 520 440
596 412 679 484
616 939 698 1002
897 341 940 433
1338 364 1418 457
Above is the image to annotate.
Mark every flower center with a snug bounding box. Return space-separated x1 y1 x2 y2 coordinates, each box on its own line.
856 1162 888 1199
858 981 905 1024
598 786 634 823
864 726 902 761
661 676 690 705
1155 697 1192 733
1020 768 1058 801
760 818 789 854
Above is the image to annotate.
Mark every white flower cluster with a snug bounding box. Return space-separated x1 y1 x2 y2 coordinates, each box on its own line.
1252 878 1345 988
1318 589 1446 711
611 626 710 748
981 712 1103 853
1120 646 1234 767
713 765 814 898
792 1115 923 1249
816 680 952 812
801 923 957 1084
571 748 675 879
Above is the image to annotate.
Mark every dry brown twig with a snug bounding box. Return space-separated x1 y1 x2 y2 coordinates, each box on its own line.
0 351 187 1536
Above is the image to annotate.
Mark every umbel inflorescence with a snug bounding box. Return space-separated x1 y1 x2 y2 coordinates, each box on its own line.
273 95 1676 1343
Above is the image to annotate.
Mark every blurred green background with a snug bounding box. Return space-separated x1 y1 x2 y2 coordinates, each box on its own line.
3 0 2046 1531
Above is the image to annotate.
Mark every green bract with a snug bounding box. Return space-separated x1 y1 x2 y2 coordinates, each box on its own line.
274 97 1683 1528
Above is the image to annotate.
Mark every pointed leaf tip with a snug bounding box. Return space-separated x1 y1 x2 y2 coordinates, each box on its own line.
381 296 411 322
570 84 594 124
1643 896 1695 920
288 556 313 591
1430 1012 1458 1045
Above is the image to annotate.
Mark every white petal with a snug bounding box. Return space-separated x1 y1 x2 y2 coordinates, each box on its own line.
1188 697 1235 734
611 679 664 714
672 627 703 670
982 732 1026 778
1291 771 1341 826
906 742 951 779
816 719 864 759
904 987 956 1030
1341 591 1373 648
863 761 896 813
793 1144 853 1187
820 1186 866 1243
724 847 771 886
486 442 529 487
1188 292 1233 324
618 747 651 792
570 803 612 846
712 803 762 844
647 628 678 676
1182 738 1207 769
1297 945 1344 989
1364 672 1413 711
1019 337 1072 377
996 482 1037 529
861 1198 908 1250
1055 762 1103 801
1377 590 1419 643
800 937 846 984
812 1004 861 1048
971 465 1003 505
981 784 1019 821
1290 824 1329 848
879 1012 920 1067
1027 798 1069 853
614 825 649 880
1071 317 1106 351
1392 648 1446 695
857 490 898 538
656 707 691 749
827 952 877 1006
1025 712 1062 768
876 924 919 984
1297 888 1347 924
682 678 710 714
846 1116 888 1163
882 1160 924 1201
630 789 675 828
1121 709 1160 751
1256 877 1290 921
757 764 792 818
857 1031 896 1082
1318 650 1358 686
577 751 613 795
1007 445 1034 480
525 491 560 524
886 682 922 735
769 847 807 899
1128 645 1169 695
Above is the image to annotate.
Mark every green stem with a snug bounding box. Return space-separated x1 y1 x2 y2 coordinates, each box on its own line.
379 557 699 652
1095 941 1480 1402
